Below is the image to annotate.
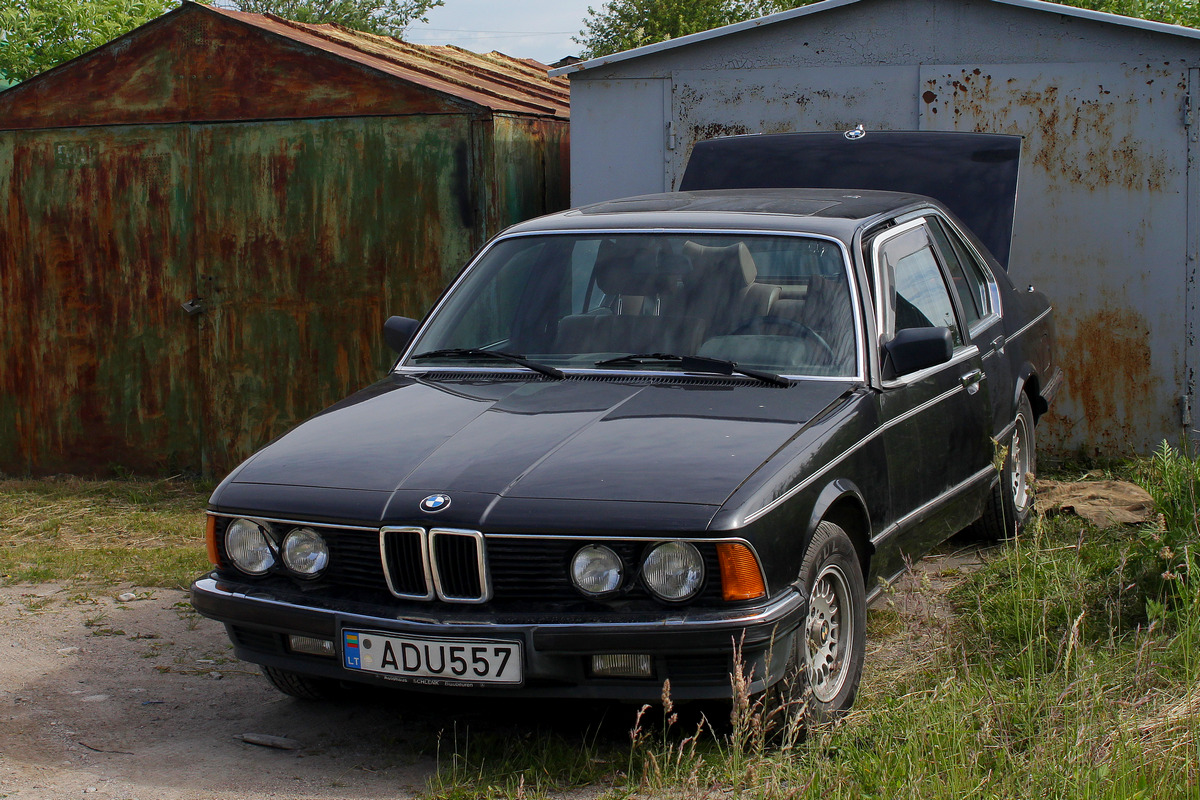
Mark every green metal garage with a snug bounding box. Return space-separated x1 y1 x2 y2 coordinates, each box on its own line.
0 2 569 476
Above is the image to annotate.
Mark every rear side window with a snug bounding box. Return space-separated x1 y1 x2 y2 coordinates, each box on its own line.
928 217 994 325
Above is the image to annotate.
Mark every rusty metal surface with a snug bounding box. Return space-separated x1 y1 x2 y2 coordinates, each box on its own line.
191 116 477 473
0 5 570 476
921 63 1190 456
488 116 571 230
0 111 567 476
0 126 202 474
250 16 569 118
0 3 567 131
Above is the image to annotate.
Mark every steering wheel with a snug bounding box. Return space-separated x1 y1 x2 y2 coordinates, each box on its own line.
732 316 837 365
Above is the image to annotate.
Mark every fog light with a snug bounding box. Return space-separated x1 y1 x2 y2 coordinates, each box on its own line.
225 518 275 575
591 653 652 678
282 527 329 577
643 541 704 602
288 635 335 657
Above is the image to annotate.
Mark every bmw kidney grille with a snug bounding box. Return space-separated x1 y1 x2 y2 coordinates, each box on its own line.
379 527 490 603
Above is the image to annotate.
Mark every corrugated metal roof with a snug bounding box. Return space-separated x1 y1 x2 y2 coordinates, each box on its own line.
206 5 568 117
550 0 1200 76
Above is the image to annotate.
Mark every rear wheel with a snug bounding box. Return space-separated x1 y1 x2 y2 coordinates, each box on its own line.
261 665 339 700
770 521 866 729
976 392 1036 540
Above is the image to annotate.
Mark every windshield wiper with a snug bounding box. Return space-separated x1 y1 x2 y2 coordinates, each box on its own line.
594 353 789 387
412 348 565 379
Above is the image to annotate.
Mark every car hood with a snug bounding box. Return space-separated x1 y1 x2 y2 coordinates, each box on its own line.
680 131 1021 269
217 374 853 512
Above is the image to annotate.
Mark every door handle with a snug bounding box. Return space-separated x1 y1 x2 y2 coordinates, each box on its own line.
960 369 984 394
991 335 1006 354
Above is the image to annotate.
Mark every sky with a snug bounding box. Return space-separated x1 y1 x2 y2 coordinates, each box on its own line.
404 0 597 64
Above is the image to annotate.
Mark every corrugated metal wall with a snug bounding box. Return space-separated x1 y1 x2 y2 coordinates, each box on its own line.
561 0 1200 457
0 125 202 474
0 113 567 476
490 115 571 231
0 3 570 478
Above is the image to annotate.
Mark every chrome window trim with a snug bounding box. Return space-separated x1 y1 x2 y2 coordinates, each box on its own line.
379 526 435 601
870 217 932 341
880 345 981 390
870 465 996 546
968 312 1003 341
927 212 1004 320
743 382 966 524
207 511 378 532
429 528 492 604
394 227 867 383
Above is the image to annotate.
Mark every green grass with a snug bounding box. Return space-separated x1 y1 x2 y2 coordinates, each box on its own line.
0 476 210 588
3 450 1198 799
425 444 1200 799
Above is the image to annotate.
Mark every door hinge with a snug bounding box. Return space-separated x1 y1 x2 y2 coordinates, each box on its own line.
1186 94 1194 128
1185 393 1194 428
667 120 677 151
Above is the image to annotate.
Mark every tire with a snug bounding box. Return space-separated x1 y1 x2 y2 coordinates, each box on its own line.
771 520 867 728
261 665 338 700
975 392 1036 540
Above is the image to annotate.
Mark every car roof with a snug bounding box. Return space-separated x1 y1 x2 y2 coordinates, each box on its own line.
502 188 934 243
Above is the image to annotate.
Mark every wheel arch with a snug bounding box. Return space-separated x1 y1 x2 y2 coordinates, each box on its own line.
1014 366 1047 422
805 479 874 583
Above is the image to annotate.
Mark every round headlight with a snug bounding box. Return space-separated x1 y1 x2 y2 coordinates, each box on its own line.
570 545 623 595
282 527 329 577
643 541 704 602
225 518 275 575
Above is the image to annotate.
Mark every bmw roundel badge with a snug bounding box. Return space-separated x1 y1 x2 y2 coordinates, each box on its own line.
420 494 451 513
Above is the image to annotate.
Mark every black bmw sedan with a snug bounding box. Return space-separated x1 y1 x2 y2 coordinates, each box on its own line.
192 134 1061 720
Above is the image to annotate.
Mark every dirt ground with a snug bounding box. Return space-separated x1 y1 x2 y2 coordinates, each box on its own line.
0 544 989 800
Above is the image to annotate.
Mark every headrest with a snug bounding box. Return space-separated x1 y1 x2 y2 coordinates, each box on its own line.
595 242 687 297
681 241 757 287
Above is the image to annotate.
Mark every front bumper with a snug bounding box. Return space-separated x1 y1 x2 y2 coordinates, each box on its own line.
191 575 805 701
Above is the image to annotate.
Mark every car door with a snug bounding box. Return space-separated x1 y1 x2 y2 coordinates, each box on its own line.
870 219 995 577
925 214 1013 437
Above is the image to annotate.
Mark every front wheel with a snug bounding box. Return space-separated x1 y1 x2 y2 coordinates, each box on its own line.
772 520 867 727
261 665 339 700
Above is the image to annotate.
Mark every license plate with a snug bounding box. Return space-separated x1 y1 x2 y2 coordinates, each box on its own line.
342 630 522 685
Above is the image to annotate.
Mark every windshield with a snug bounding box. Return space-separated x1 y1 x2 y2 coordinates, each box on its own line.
404 232 858 377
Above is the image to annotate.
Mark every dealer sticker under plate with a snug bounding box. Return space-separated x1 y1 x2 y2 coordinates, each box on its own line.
342 630 522 685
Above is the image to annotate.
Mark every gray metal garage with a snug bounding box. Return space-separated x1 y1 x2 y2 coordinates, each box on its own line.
552 0 1200 458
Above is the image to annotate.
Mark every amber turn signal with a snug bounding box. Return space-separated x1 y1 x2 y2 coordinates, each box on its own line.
205 515 220 566
716 542 766 601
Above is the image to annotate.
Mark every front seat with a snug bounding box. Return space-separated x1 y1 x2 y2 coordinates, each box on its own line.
680 241 780 337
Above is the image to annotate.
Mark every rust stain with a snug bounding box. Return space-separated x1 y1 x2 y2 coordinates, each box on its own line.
935 68 1172 193
0 7 570 477
690 122 752 140
0 3 567 132
1044 305 1161 456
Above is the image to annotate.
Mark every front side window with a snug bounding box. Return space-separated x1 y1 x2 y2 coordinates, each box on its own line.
874 224 963 347
404 232 858 377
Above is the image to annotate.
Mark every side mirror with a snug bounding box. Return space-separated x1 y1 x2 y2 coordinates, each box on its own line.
384 316 420 355
882 326 954 378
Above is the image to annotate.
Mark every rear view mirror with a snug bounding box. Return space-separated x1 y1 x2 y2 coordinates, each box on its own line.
384 316 420 354
882 326 953 378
